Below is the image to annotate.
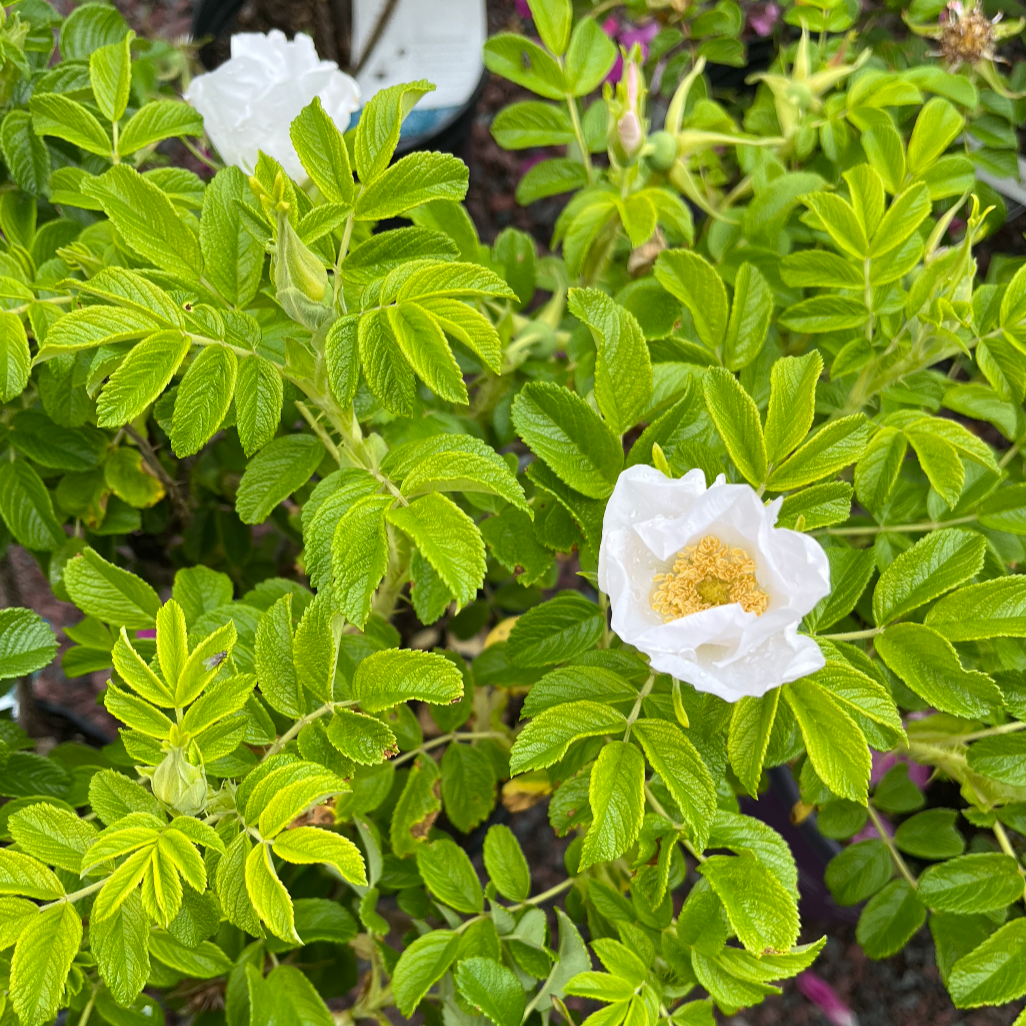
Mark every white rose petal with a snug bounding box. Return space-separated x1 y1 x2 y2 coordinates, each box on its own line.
184 30 361 180
597 465 831 702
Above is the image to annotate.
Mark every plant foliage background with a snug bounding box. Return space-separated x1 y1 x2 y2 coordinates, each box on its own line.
4 0 1026 1023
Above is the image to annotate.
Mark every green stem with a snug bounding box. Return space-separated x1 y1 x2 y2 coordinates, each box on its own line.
993 820 1025 878
957 720 1026 744
623 676 655 743
78 989 98 1026
867 804 917 889
816 514 979 537
519 876 575 908
264 699 358 758
816 627 882 641
644 782 705 862
391 731 509 767
333 212 356 311
565 94 593 182
41 877 107 909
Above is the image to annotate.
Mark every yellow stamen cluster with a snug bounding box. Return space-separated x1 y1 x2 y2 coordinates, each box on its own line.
651 535 770 622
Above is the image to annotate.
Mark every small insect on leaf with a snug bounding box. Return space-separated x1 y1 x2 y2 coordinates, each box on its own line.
202 651 229 672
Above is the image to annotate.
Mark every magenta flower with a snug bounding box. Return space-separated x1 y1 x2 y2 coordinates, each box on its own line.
796 972 858 1026
749 2 781 36
136 629 157 640
515 0 532 19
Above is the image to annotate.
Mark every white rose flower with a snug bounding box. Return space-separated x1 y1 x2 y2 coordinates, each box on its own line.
598 465 831 702
184 30 360 181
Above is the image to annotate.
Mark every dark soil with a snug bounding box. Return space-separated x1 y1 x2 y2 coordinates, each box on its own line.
7 2 1026 1023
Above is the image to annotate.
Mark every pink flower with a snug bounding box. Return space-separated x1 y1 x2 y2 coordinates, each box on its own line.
621 22 660 55
796 972 858 1026
515 0 532 18
136 629 157 640
749 2 781 36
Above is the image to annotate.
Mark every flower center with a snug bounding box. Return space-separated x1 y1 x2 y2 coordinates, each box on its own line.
650 535 770 622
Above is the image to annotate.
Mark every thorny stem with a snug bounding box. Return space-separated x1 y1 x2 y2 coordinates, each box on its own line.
867 804 918 889
123 425 191 525
391 731 509 767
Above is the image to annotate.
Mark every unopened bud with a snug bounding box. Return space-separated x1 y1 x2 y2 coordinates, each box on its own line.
617 111 644 157
645 131 678 172
152 746 207 815
273 209 328 303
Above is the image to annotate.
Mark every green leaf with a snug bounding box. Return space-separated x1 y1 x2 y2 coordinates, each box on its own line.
869 184 932 259
95 330 190 428
856 880 926 959
784 677 871 804
633 718 717 850
0 310 29 402
802 192 867 258
925 577 1026 641
728 691 779 798
392 930 460 1016
528 0 572 53
417 837 484 913
64 547 160 627
9 803 95 874
483 34 566 99
384 302 467 405
948 919 1026 1009
255 594 301 717
117 100 204 156
511 381 623 498
201 166 265 309
354 648 464 713
967 733 1026 785
766 415 869 491
654 250 727 350
245 842 299 943
441 742 496 833
698 852 800 954
236 434 326 525
398 440 528 513
272 826 367 884
516 157 589 204
702 368 767 486
483 824 530 902
809 548 876 632
564 17 618 95
855 427 907 514
907 97 965 176
509 701 627 774
824 840 893 906
893 808 964 859
358 309 415 416
0 608 57 682
0 461 64 551
1 111 49 196
918 853 1024 913
872 528 986 626
507 592 604 668
290 97 354 206
0 848 64 900
357 151 468 220
455 957 526 1026
327 709 398 765
331 494 392 628
580 740 645 869
82 166 203 279
354 80 435 183
386 493 485 608
236 356 283 458
91 893 149 1007
89 30 132 122
171 345 238 457
148 930 232 978
568 287 652 434
30 92 110 155
779 296 867 333
723 263 772 371
491 101 573 148
10 902 82 1026
875 623 1002 718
